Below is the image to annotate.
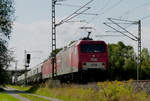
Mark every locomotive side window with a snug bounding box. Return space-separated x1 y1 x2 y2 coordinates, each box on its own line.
80 44 106 53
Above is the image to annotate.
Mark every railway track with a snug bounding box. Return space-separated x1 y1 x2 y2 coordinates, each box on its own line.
131 80 150 95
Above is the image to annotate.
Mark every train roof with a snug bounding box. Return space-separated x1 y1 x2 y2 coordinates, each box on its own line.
72 40 107 46
59 40 107 52
52 39 107 57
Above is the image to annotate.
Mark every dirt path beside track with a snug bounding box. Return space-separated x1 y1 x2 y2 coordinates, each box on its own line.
3 87 64 101
3 87 31 101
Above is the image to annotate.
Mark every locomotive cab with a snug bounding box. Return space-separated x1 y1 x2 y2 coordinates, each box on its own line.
78 40 108 70
77 40 109 81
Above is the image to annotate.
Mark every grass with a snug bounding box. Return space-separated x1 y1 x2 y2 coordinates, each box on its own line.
0 93 21 101
9 81 150 101
8 85 31 91
20 94 51 101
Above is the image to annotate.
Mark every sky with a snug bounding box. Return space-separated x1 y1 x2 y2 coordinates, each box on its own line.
9 0 150 69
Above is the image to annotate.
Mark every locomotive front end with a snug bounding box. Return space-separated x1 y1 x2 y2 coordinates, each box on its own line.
77 40 109 81
78 40 109 70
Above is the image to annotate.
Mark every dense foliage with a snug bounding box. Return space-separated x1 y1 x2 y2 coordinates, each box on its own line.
0 0 15 85
141 48 150 79
0 0 14 38
108 41 150 80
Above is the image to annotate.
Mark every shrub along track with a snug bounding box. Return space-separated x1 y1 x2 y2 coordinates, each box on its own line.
77 80 150 95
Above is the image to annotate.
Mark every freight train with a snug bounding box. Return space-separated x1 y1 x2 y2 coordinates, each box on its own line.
16 39 109 84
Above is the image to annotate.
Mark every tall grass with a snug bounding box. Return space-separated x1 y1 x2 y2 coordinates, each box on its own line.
96 81 149 101
30 81 150 101
9 81 150 101
8 85 31 91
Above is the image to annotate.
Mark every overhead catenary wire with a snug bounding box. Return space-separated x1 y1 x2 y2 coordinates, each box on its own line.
64 20 86 23
141 15 150 20
120 1 150 18
82 0 124 27
56 3 90 9
108 18 138 39
93 0 125 17
56 2 101 12
75 12 98 16
95 35 125 37
56 0 149 30
105 30 128 33
103 19 142 80
61 7 91 23
108 18 137 23
99 0 112 12
57 0 125 29
56 0 94 26
103 22 137 41
101 0 124 14
105 18 138 31
103 22 136 25
85 0 111 17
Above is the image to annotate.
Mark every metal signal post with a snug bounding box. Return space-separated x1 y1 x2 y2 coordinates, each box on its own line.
24 50 28 85
137 20 141 80
52 0 57 78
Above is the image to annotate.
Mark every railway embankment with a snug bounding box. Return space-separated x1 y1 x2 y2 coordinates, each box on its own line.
9 80 150 101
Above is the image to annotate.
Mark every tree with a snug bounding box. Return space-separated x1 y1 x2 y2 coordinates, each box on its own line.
68 40 76 46
50 48 63 57
108 41 137 80
0 0 15 85
108 41 150 80
0 39 13 85
141 48 150 65
141 48 150 79
0 0 15 38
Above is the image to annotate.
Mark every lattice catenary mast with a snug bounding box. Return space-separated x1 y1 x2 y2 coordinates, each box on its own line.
104 18 142 80
52 0 57 78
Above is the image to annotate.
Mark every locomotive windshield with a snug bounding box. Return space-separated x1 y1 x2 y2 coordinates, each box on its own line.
80 44 106 53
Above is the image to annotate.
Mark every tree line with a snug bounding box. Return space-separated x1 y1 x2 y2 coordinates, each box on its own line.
0 0 15 85
108 41 150 80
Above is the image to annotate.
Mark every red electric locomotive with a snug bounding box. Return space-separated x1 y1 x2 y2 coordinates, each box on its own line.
42 39 109 82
